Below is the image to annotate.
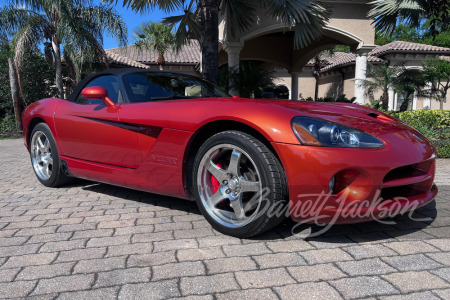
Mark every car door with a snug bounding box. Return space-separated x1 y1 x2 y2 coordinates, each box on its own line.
54 74 140 168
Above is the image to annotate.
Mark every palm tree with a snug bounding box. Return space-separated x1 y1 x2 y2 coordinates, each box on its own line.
7 57 22 130
369 0 449 41
220 61 276 98
133 22 175 71
112 0 330 85
394 69 426 111
312 48 335 101
359 63 404 110
0 0 127 98
422 57 450 110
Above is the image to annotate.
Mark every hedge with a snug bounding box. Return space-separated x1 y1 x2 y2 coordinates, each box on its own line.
387 110 450 158
388 110 450 129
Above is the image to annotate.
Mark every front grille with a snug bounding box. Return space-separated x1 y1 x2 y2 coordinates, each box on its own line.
381 160 434 200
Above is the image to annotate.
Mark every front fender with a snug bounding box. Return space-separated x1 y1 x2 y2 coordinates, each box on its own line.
22 98 64 152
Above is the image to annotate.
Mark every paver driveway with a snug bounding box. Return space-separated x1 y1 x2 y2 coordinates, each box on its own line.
0 138 449 299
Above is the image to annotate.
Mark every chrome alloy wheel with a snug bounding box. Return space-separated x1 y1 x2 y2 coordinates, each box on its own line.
197 144 263 228
31 131 53 181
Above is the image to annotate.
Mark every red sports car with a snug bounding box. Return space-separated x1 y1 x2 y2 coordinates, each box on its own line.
22 69 437 237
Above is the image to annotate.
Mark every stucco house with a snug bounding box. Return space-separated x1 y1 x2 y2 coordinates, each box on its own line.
105 0 450 110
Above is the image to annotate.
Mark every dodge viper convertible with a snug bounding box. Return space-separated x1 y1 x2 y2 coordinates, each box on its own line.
22 69 438 237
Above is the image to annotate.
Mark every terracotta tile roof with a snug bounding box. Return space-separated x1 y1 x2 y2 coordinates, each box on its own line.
107 51 150 69
316 41 449 72
319 52 384 72
370 41 450 56
106 40 201 65
104 40 449 71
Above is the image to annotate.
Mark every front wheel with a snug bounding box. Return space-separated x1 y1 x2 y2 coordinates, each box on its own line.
193 131 288 238
30 123 73 187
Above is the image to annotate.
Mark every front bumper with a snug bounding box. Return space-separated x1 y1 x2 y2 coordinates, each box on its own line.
272 129 437 224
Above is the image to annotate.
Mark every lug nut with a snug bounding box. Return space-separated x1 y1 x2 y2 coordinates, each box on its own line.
225 189 231 194
223 180 228 185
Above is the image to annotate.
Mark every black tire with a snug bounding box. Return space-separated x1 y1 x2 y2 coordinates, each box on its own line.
29 123 74 187
193 130 288 238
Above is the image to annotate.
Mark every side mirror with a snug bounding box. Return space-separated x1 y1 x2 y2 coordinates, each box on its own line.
81 86 115 107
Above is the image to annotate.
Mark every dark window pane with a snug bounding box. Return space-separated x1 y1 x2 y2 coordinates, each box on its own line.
123 72 230 103
76 75 120 104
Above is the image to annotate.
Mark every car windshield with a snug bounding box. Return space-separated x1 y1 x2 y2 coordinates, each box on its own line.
123 72 230 103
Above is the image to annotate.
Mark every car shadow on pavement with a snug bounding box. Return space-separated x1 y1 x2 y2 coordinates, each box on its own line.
78 180 438 244
260 200 438 244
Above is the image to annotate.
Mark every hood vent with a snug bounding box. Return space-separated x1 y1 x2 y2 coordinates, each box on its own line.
367 112 379 118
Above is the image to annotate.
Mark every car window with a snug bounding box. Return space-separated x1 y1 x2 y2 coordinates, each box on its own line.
76 75 121 104
123 72 230 103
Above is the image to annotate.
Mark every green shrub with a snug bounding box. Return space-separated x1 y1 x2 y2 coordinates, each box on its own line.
365 100 385 111
387 110 450 129
386 110 450 158
0 113 17 134
305 94 356 103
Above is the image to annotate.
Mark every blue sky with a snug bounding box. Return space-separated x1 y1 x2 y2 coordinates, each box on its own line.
93 1 181 49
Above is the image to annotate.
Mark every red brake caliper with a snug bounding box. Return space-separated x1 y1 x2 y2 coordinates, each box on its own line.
211 163 223 194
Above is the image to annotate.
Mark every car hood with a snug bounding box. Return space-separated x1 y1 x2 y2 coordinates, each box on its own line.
261 99 413 136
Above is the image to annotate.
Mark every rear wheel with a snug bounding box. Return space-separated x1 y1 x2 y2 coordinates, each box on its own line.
30 123 73 187
193 131 288 237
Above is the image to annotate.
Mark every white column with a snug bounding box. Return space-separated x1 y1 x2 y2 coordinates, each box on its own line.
424 82 432 109
354 52 368 105
412 92 417 110
227 48 241 70
394 93 398 111
388 85 395 111
290 72 300 100
223 42 243 96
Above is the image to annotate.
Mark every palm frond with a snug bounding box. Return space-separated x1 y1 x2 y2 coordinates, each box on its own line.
133 21 176 59
259 0 330 48
162 0 201 51
7 0 44 12
11 16 47 70
220 0 256 37
103 0 184 13
227 61 276 97
0 4 43 35
368 0 424 35
74 5 128 47
133 23 155 51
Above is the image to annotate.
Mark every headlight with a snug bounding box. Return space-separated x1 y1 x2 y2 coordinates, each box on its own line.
292 116 384 148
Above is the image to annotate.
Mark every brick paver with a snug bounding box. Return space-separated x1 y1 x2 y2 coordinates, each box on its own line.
1 138 449 299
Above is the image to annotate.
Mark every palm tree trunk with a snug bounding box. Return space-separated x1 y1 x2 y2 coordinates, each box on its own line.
382 90 389 110
314 73 320 101
314 78 319 101
200 0 220 85
400 92 413 112
15 64 27 105
8 58 22 131
313 61 320 101
399 98 410 112
52 37 64 98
